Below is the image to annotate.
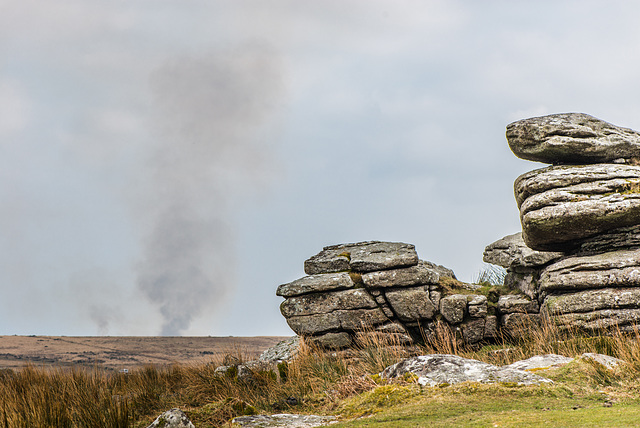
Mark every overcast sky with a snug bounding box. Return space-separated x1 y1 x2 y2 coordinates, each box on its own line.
2 1 640 336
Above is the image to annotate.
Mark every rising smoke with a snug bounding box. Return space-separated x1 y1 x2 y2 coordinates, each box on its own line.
136 43 284 335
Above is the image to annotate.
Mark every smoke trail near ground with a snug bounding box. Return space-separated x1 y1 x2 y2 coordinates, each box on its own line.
136 43 284 335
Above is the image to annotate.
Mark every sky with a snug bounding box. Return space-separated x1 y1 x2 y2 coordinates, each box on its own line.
2 1 640 337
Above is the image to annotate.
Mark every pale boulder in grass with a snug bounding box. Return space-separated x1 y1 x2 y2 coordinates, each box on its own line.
146 409 194 428
381 354 552 386
504 354 574 371
232 414 337 428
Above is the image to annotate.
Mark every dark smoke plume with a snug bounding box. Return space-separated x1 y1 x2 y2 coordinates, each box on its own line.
136 43 283 335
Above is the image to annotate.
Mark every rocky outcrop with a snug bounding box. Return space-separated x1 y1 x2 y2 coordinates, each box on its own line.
483 113 640 334
278 241 540 349
380 354 552 386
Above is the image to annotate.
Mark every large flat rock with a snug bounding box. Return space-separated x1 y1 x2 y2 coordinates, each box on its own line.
362 261 439 288
232 414 337 428
277 273 355 297
506 113 640 164
515 164 640 251
304 241 419 274
539 249 640 292
285 308 388 335
380 354 552 386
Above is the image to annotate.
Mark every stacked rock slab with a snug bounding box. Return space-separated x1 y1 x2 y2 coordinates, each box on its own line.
278 241 531 349
487 112 640 332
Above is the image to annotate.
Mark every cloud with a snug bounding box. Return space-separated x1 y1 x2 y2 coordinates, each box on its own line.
0 79 30 137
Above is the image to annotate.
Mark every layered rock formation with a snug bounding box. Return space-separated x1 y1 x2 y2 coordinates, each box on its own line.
278 241 531 348
486 112 640 332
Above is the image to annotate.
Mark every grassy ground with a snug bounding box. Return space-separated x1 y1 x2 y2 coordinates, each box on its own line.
3 322 640 427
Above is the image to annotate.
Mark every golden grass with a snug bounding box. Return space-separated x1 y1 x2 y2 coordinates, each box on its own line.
5 320 640 427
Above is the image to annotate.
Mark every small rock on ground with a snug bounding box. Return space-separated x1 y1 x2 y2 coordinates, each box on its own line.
146 409 194 428
580 353 625 370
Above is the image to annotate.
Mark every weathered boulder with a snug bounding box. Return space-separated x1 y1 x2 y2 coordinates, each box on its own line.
259 336 300 363
497 295 539 314
505 353 624 371
539 249 640 293
439 294 467 324
580 353 625 370
146 409 194 428
304 241 419 274
468 295 488 318
232 414 337 428
515 164 640 251
506 113 640 165
385 287 436 322
504 354 573 371
380 354 552 386
483 232 563 268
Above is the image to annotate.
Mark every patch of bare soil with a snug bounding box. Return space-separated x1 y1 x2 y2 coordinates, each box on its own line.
0 336 290 372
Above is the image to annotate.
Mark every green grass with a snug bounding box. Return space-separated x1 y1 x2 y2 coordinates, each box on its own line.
335 392 640 427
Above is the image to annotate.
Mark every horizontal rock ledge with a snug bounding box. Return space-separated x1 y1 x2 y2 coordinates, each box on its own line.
276 272 356 297
279 289 377 318
544 287 640 314
551 309 640 331
539 248 640 292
